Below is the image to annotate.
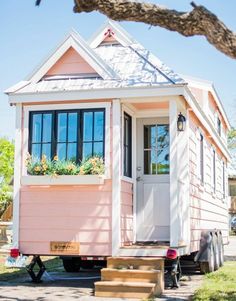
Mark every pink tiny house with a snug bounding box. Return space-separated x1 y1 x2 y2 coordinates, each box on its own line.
6 21 230 289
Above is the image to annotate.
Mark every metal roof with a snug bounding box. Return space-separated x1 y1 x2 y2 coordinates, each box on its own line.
7 22 185 95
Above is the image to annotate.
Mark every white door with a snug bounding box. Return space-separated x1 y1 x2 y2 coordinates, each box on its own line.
136 118 170 242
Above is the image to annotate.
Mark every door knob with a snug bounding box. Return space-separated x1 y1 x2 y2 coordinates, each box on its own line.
136 176 142 182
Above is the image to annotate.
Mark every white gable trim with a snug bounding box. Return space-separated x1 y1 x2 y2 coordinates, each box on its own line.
89 20 135 48
28 32 118 84
182 75 230 130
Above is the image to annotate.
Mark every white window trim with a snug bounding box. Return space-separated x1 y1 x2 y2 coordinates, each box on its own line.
23 102 111 179
121 104 136 243
12 104 22 249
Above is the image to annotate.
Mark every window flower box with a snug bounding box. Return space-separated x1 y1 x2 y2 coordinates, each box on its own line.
23 155 106 185
21 175 105 186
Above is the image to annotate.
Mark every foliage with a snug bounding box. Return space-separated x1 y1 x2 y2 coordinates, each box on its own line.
0 184 13 217
228 128 236 149
26 154 105 176
79 156 105 175
193 261 236 301
0 138 14 217
0 138 14 184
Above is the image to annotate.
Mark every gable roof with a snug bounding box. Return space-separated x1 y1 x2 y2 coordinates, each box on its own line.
89 20 136 48
27 29 119 84
182 74 231 130
6 21 185 96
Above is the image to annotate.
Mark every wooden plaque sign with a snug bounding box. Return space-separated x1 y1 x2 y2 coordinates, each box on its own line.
50 241 80 254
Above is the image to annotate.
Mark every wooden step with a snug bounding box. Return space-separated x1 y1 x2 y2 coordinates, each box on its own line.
95 281 156 299
101 268 161 283
101 268 164 294
107 257 164 271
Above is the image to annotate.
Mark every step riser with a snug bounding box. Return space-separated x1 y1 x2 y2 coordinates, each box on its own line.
95 291 154 299
101 270 160 283
107 258 164 271
95 286 154 299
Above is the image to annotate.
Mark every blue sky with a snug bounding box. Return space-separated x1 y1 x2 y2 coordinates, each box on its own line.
0 0 236 139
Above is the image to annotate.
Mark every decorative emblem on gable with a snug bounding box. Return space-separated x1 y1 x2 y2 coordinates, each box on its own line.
104 28 115 38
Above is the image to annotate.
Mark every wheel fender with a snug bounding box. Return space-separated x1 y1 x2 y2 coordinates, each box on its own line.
194 231 214 263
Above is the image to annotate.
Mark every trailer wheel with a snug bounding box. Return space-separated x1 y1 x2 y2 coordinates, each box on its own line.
62 258 81 272
218 235 224 267
199 241 214 274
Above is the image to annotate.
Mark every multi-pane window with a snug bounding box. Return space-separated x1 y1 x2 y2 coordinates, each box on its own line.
29 109 105 162
82 111 104 159
200 134 204 183
144 124 169 175
31 112 53 159
57 111 78 161
123 113 132 178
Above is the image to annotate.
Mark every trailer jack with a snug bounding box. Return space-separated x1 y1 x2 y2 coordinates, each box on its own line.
170 257 182 288
27 255 46 283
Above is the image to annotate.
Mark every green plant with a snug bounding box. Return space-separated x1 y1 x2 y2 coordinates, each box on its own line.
25 154 105 176
0 138 14 184
0 184 13 217
79 156 105 175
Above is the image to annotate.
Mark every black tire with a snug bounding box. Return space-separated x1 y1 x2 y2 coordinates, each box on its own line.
218 234 224 267
199 240 214 274
62 258 81 272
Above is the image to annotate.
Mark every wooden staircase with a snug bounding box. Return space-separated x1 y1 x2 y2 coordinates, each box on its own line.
95 257 164 299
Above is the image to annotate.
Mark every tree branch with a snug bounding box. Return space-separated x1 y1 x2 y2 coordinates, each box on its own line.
73 0 236 59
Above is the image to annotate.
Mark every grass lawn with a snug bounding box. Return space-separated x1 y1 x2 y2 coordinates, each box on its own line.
0 255 62 281
193 261 236 301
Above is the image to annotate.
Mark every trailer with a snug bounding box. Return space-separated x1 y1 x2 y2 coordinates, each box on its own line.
6 21 230 298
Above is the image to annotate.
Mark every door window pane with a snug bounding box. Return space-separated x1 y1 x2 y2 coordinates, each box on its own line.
83 112 93 141
58 113 67 142
157 125 169 174
32 114 42 143
144 124 169 175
